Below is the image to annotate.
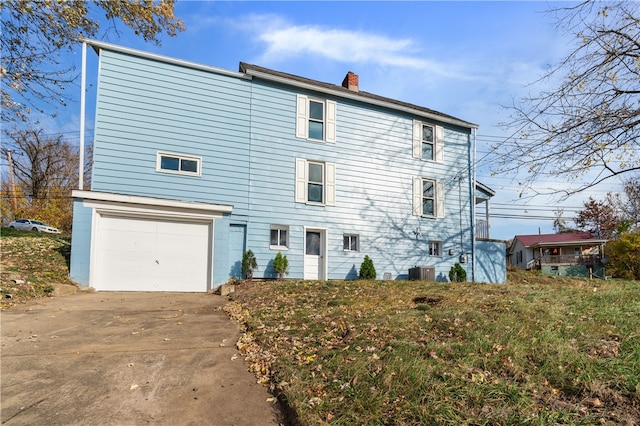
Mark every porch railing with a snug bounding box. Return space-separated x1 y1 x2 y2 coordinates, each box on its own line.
476 219 490 239
527 255 601 269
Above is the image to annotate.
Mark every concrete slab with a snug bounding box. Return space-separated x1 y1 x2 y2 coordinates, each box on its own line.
1 292 283 425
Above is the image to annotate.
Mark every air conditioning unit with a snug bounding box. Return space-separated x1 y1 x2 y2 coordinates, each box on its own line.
408 266 435 281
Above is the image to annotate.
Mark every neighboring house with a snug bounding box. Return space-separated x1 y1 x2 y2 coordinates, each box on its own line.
508 232 608 278
69 40 506 292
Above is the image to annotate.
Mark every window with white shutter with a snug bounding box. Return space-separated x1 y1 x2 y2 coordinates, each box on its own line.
295 158 336 206
296 95 336 142
412 177 445 218
413 120 444 163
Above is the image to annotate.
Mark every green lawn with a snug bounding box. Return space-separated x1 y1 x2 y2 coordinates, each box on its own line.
227 272 640 425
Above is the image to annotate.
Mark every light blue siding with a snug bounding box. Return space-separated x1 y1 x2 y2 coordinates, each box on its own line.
69 200 92 285
476 240 507 283
73 45 505 288
92 50 251 214
245 81 474 281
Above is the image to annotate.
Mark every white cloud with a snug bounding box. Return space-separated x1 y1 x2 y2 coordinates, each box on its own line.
229 14 474 80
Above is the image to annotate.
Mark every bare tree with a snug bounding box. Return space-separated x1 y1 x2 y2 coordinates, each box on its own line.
1 0 184 122
1 127 90 230
494 1 640 197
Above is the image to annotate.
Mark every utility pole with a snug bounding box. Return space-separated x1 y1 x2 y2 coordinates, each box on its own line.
6 149 17 210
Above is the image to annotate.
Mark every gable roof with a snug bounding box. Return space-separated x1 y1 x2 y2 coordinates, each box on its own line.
514 232 607 248
239 62 478 130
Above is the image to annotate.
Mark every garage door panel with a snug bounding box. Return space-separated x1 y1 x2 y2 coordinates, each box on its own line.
94 215 211 292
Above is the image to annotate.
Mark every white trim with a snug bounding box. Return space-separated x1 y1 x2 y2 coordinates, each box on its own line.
303 226 328 280
296 94 308 139
326 100 337 143
156 151 202 177
83 39 248 80
72 190 233 214
270 224 290 250
79 41 86 190
89 209 214 292
343 234 360 252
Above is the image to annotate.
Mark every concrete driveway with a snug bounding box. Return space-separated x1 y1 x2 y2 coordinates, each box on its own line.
1 292 283 425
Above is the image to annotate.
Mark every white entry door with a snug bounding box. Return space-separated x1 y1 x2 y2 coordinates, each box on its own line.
304 229 325 280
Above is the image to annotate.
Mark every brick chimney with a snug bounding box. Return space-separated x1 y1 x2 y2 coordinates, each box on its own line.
342 71 359 92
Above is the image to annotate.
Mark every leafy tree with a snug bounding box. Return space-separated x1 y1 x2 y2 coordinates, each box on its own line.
574 177 639 238
359 255 376 280
575 195 623 238
494 1 640 196
605 231 640 280
272 252 289 280
241 250 257 280
1 0 184 122
449 263 467 282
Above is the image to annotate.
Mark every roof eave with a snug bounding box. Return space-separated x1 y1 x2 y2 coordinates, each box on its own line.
243 67 478 130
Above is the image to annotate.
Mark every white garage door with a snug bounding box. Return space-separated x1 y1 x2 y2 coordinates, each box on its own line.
94 215 211 292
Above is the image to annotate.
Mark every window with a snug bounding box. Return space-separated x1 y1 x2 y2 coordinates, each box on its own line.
343 234 359 252
296 95 336 142
429 241 442 256
157 151 201 176
413 120 443 162
270 225 289 249
516 250 523 263
295 158 336 206
412 177 444 218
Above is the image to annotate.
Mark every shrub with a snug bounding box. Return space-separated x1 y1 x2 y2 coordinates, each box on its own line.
605 231 640 280
273 252 289 280
242 250 257 280
449 263 467 282
359 255 376 279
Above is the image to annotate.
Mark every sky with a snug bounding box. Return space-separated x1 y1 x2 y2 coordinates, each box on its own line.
31 1 626 241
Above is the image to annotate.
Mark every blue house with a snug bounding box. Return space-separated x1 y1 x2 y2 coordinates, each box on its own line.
70 40 506 292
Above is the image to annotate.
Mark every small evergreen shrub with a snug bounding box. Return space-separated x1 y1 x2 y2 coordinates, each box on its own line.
359 255 377 279
273 252 289 279
242 250 257 280
449 263 467 282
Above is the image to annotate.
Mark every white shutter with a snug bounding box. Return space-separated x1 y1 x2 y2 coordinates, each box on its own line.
295 158 307 203
412 120 421 158
296 95 308 139
435 125 444 163
326 100 336 143
412 177 422 216
436 180 445 218
325 162 336 206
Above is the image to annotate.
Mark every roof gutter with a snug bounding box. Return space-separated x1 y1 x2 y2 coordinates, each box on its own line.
244 68 478 129
81 38 250 80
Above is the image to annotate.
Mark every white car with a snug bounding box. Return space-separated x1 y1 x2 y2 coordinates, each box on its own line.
7 219 61 233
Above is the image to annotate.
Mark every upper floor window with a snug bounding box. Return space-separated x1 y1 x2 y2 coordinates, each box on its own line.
413 120 443 163
295 158 336 206
270 225 289 249
296 95 336 143
157 151 201 177
412 177 445 218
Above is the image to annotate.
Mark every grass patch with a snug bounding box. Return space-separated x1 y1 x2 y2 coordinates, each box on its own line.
1 228 75 309
227 272 640 425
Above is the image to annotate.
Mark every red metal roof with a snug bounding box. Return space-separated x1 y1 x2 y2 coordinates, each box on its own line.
515 232 606 247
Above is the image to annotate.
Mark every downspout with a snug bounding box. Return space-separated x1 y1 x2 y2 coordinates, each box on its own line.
471 128 476 283
79 41 87 190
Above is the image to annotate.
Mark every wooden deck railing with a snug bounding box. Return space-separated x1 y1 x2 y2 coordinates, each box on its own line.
527 255 601 269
